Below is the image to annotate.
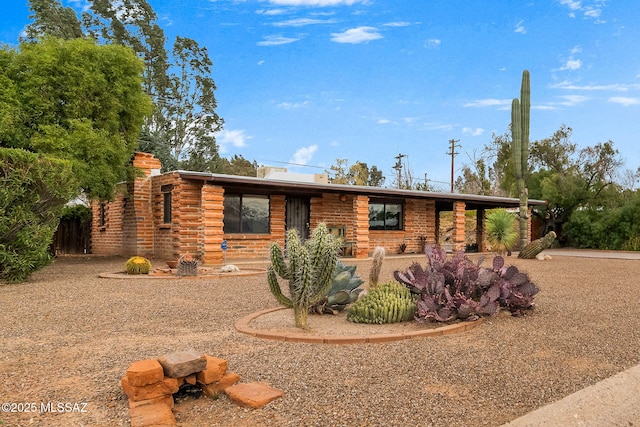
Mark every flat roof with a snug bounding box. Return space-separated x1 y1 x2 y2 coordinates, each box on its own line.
177 170 547 211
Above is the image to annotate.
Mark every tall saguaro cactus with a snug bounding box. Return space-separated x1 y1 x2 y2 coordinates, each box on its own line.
511 70 531 251
267 223 341 328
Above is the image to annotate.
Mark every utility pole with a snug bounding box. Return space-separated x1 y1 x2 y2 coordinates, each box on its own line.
393 153 406 189
446 139 460 193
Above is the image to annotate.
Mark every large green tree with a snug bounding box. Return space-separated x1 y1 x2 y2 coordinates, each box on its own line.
0 38 150 281
25 0 224 173
0 37 152 200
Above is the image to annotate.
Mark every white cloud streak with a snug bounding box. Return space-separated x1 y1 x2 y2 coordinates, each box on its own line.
268 0 366 5
463 98 512 108
290 145 318 165
330 26 382 43
273 17 336 26
609 97 640 106
257 35 300 45
217 129 250 153
514 20 526 34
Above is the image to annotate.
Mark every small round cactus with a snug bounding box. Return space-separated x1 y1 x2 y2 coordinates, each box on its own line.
125 256 152 275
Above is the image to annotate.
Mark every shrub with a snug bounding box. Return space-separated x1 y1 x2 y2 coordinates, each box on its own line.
0 149 77 283
125 256 152 274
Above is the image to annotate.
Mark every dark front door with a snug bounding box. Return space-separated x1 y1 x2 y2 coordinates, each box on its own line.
286 197 310 240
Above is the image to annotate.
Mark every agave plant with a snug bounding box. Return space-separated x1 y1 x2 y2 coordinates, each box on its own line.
311 261 364 314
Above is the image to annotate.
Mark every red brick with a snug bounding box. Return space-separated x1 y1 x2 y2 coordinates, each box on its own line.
196 355 227 384
129 401 176 427
126 359 164 387
128 395 174 410
224 382 284 409
121 376 179 402
199 372 240 397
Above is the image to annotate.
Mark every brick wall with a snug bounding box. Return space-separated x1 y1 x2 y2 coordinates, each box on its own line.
221 195 286 261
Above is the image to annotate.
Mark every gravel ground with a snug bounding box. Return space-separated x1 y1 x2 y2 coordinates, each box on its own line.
1 253 640 427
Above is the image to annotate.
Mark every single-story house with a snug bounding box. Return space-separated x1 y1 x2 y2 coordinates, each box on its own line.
91 153 547 264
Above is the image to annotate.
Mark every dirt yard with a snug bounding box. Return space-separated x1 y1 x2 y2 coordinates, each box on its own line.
1 252 639 426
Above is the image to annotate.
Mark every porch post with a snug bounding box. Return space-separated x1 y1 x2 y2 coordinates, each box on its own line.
453 201 466 251
353 195 370 258
201 184 225 265
476 208 486 252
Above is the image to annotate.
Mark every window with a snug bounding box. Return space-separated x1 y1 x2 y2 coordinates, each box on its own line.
161 184 173 224
99 202 106 227
223 194 270 233
369 201 403 230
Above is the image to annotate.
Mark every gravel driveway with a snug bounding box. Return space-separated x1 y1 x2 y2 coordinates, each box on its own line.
1 253 639 426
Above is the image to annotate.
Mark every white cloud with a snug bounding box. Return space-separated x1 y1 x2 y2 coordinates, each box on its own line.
463 98 512 108
560 0 582 11
550 81 640 91
424 39 441 49
276 100 310 109
609 97 640 106
462 127 485 137
558 94 590 105
257 35 300 46
559 58 582 70
217 129 250 153
559 0 606 22
257 60 265 65
383 21 412 27
330 26 383 44
533 105 558 110
290 145 318 165
377 118 391 124
257 8 289 15
273 18 336 26
268 0 366 5
514 20 526 34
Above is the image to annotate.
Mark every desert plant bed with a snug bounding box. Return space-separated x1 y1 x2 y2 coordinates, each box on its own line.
1 254 640 426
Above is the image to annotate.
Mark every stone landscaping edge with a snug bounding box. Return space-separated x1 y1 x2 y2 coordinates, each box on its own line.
234 307 483 344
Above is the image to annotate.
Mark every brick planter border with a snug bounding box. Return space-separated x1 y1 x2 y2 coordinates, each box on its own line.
235 307 482 344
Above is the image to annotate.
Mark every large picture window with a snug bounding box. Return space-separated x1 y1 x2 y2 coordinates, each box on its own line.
223 194 270 233
369 201 403 230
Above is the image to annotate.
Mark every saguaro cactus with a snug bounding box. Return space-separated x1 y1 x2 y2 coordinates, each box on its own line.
267 222 341 328
512 70 531 251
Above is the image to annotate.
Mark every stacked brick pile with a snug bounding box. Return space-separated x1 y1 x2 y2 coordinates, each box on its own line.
121 350 283 427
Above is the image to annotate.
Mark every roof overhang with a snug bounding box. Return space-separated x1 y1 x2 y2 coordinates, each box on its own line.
176 171 547 211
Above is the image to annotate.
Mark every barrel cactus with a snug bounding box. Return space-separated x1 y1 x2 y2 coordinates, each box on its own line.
311 260 365 315
346 281 417 324
125 256 152 275
267 223 341 328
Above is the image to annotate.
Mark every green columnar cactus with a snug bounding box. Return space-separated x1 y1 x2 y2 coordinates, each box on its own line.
512 70 531 251
346 282 417 324
267 223 341 328
518 231 556 259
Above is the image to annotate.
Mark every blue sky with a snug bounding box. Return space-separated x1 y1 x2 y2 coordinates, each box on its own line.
2 0 640 190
